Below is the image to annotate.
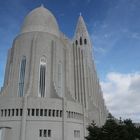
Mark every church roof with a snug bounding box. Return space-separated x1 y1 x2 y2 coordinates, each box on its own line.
20 5 60 37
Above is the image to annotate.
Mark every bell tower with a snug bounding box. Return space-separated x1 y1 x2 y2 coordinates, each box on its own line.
74 14 93 64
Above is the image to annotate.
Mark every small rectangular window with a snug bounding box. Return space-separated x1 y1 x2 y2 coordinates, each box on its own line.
44 129 47 137
40 109 43 116
39 129 52 138
32 109 35 116
48 130 51 137
36 109 39 116
39 129 42 137
5 109 7 117
74 130 80 138
68 111 70 118
60 110 62 117
73 112 75 118
56 110 59 117
52 110 55 117
72 112 74 118
48 109 51 117
1 110 3 117
44 109 47 116
8 109 10 116
12 109 14 116
16 109 19 116
27 109 30 116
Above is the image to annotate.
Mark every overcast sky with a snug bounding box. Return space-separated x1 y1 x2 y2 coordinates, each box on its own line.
0 0 140 122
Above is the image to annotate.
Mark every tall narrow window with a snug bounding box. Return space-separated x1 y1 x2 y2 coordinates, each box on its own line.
39 129 42 137
58 62 62 97
48 130 51 137
84 39 87 45
18 56 26 97
75 40 78 46
80 37 82 45
39 57 47 97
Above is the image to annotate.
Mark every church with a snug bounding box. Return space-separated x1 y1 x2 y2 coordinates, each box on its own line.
0 5 108 140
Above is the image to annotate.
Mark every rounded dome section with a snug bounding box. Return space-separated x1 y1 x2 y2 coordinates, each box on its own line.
20 6 60 37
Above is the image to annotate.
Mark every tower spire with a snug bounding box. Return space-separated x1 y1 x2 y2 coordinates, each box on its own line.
74 15 89 40
41 3 44 8
73 15 93 60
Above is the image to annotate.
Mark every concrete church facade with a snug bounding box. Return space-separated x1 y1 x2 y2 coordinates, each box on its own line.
0 5 108 140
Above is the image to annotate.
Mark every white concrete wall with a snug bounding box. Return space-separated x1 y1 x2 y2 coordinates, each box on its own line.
0 13 108 139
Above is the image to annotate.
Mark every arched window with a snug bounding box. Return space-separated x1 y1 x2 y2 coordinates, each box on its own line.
39 56 47 98
84 39 87 45
75 40 78 46
18 56 26 97
80 37 82 45
58 62 62 97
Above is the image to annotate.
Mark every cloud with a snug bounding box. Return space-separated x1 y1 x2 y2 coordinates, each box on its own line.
131 33 140 39
94 47 107 54
90 0 140 55
101 72 140 122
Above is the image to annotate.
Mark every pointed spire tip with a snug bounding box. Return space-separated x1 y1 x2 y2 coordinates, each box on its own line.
41 3 44 8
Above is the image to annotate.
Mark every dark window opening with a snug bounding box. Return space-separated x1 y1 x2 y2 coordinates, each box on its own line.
44 130 47 137
5 109 7 116
48 109 51 117
80 37 82 45
39 129 51 138
1 110 3 117
56 110 59 117
19 56 26 97
36 109 39 116
48 130 51 137
27 109 30 116
52 110 55 117
39 65 46 98
72 112 74 118
60 110 62 117
39 129 42 137
16 109 18 116
44 109 47 116
84 39 87 45
75 40 78 46
12 109 14 116
32 109 35 116
8 109 10 116
40 109 43 116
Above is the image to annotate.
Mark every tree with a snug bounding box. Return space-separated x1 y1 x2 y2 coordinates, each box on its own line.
86 114 140 140
86 121 102 140
123 119 137 140
136 126 140 139
102 114 122 140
